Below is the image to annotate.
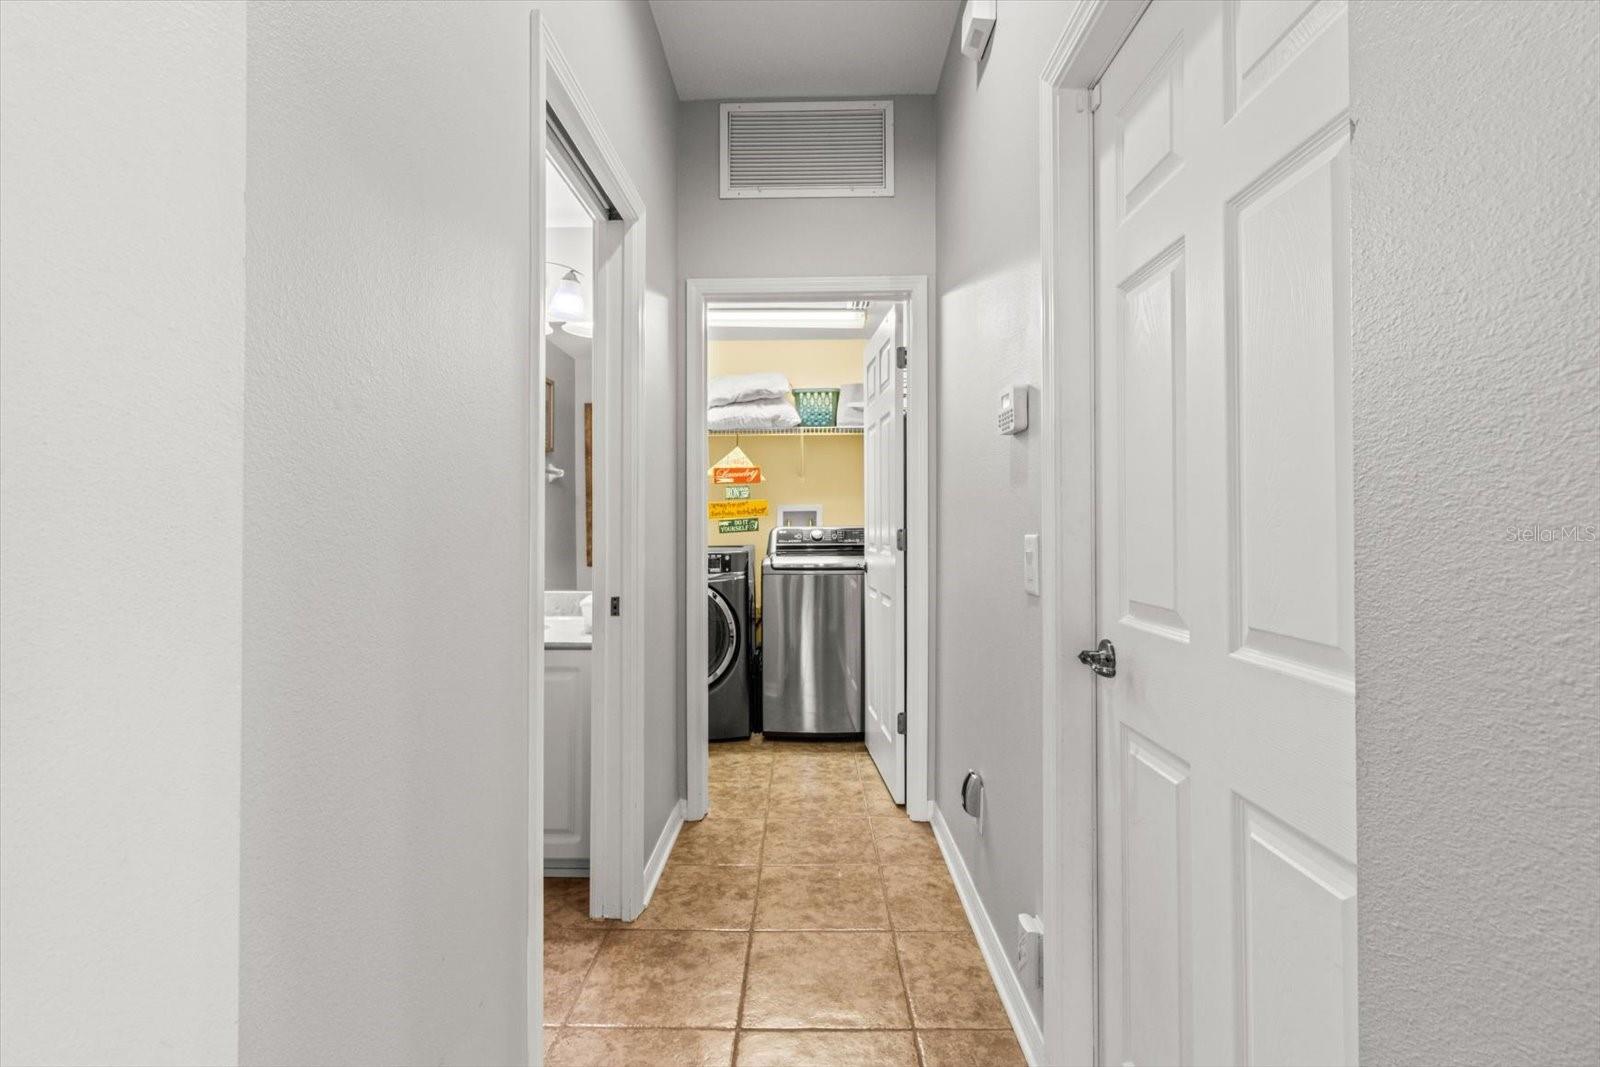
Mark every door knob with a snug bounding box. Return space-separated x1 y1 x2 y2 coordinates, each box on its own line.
1077 638 1116 678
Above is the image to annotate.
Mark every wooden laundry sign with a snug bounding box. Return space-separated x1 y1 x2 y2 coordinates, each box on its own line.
711 465 762 485
708 499 769 520
724 486 751 499
709 444 763 486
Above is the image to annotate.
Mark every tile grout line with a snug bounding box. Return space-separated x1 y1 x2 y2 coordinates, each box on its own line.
543 903 614 1055
728 738 776 1058
873 805 926 1067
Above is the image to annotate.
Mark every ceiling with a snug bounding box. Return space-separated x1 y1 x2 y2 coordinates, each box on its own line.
648 0 960 101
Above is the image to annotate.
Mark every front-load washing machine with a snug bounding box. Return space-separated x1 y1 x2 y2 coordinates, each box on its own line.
707 547 753 741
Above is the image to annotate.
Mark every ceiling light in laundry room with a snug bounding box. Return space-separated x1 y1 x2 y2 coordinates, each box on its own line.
706 302 867 330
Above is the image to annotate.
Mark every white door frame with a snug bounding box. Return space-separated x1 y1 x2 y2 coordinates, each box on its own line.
530 12 650 1058
1037 3 1149 1066
683 276 935 824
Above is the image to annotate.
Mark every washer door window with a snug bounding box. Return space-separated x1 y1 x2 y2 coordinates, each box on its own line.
707 586 740 687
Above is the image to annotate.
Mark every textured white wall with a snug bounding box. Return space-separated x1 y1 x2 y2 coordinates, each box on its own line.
1350 2 1600 1063
242 4 530 1060
931 0 1084 1028
241 2 679 1062
677 95 937 279
0 2 246 1064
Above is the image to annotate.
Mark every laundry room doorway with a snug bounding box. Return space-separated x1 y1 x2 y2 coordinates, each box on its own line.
682 277 934 825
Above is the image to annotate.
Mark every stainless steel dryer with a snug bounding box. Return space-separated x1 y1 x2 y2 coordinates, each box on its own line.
707 546 753 741
761 527 865 737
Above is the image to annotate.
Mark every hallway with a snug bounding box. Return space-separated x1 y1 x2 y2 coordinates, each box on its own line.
542 739 1024 1065
3 2 1597 1064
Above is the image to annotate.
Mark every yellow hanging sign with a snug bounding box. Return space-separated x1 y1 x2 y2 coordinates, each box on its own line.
708 444 763 486
708 499 769 520
711 465 764 485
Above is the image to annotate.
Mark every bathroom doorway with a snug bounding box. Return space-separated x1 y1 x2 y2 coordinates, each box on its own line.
540 151 597 881
530 22 654 1047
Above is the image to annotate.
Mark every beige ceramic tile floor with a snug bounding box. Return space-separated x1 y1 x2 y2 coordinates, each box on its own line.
543 736 1026 1066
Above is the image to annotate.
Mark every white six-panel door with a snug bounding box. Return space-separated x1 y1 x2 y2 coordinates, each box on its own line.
863 306 906 802
1092 2 1356 1064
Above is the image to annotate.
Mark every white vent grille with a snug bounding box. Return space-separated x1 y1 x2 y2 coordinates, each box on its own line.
720 101 894 199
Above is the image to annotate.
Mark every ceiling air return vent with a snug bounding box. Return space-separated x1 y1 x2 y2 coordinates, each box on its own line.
721 101 894 199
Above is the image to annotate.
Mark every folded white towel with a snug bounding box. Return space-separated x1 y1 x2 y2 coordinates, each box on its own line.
709 372 791 409
834 382 865 427
708 397 802 431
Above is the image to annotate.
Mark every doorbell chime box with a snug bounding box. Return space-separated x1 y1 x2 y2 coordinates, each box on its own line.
998 386 1029 435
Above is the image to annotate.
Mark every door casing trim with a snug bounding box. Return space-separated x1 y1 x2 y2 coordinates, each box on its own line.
1038 3 1149 1065
683 276 935 825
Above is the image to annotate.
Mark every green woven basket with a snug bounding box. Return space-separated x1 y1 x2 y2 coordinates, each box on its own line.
792 387 840 427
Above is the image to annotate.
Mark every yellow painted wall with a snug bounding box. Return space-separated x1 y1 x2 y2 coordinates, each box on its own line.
706 339 867 618
708 433 863 615
709 338 866 389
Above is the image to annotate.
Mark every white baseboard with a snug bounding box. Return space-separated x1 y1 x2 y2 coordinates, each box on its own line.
930 803 1046 1067
641 799 684 909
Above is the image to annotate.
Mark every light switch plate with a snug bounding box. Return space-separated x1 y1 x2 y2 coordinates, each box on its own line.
1022 533 1040 596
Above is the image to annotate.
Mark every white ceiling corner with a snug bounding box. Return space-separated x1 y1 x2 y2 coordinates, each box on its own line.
648 0 960 102
544 160 592 229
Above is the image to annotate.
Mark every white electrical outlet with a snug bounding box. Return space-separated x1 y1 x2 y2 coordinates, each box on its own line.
1016 913 1044 992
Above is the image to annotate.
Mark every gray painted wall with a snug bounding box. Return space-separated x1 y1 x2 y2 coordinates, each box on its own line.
1350 3 1600 1063
931 0 1083 1027
241 1 679 1061
0 3 246 1063
677 96 937 279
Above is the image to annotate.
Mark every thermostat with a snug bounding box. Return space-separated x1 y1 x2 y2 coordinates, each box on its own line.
998 386 1029 435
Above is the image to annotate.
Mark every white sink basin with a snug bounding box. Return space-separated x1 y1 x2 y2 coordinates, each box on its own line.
544 615 591 647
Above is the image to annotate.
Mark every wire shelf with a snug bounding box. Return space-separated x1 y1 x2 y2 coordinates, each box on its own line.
706 426 862 437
